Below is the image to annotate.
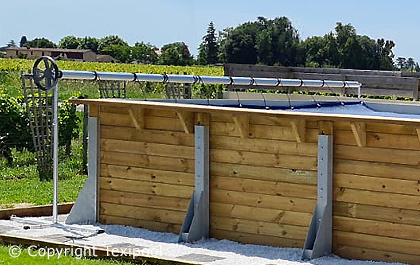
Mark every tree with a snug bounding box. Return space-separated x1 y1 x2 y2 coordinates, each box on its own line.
301 23 395 70
58 35 80 49
132 42 158 64
217 17 300 66
24 38 56 48
19 36 27 47
377 38 395 70
158 42 194 66
407 57 415 71
197 21 218 65
220 21 263 64
396 57 407 70
78 37 99 53
101 45 131 63
7 40 16 47
255 17 300 66
98 35 128 54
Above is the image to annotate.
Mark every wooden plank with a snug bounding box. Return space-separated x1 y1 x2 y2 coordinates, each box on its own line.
334 245 420 265
232 115 249 138
146 116 189 132
247 115 419 137
335 173 420 196
334 215 420 241
176 111 195 134
210 149 318 171
101 112 186 132
333 230 420 256
100 202 186 225
0 203 73 220
211 176 317 199
100 177 193 199
195 112 210 126
350 122 366 147
334 201 420 226
334 187 420 211
89 105 99 117
334 144 420 166
69 98 420 126
101 139 194 159
128 107 144 130
290 119 306 143
101 151 195 173
211 121 317 142
318 121 334 135
101 164 194 186
101 126 194 146
210 189 316 213
334 159 420 181
211 229 304 248
210 162 317 185
210 216 308 240
209 135 318 157
100 214 181 234
210 202 312 227
417 128 420 148
100 112 134 127
100 189 190 211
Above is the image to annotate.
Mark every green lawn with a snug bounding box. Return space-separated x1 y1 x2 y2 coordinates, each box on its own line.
0 132 86 207
0 244 154 265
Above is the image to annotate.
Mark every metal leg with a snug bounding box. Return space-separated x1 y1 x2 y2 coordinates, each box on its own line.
179 125 209 242
66 116 99 225
302 135 333 260
52 83 59 224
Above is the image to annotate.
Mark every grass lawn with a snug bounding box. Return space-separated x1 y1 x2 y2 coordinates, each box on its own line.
0 127 86 208
0 244 155 265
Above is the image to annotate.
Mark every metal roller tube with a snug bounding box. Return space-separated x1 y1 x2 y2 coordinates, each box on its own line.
135 73 165 82
231 77 253 86
96 72 135 81
61 70 96 80
252 78 279 87
198 76 232 85
166 74 196 84
58 69 362 90
302 80 324 87
344 81 361 88
280 79 305 87
323 80 346 88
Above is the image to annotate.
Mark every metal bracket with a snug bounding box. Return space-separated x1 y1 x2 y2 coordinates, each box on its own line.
179 125 209 243
66 117 99 224
302 135 333 260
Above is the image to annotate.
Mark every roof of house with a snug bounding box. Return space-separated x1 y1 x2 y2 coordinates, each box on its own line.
5 47 93 53
96 54 118 62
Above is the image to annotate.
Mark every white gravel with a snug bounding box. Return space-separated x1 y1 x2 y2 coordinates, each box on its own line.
0 216 407 265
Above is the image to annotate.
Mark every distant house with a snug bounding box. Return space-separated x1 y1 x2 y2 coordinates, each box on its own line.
96 54 118 63
5 47 97 62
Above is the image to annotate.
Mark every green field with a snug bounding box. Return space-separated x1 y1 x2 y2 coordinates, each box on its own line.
0 58 224 100
0 58 223 75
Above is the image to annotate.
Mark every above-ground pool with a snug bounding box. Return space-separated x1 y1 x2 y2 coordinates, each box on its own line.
69 97 420 265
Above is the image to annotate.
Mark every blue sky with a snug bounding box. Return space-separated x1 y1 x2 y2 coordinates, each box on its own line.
1 0 419 61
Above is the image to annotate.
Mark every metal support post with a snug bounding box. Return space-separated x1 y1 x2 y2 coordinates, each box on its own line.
52 83 59 224
66 116 99 224
179 125 209 243
302 135 333 260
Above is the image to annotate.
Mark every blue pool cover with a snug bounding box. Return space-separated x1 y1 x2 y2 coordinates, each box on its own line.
143 99 420 120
